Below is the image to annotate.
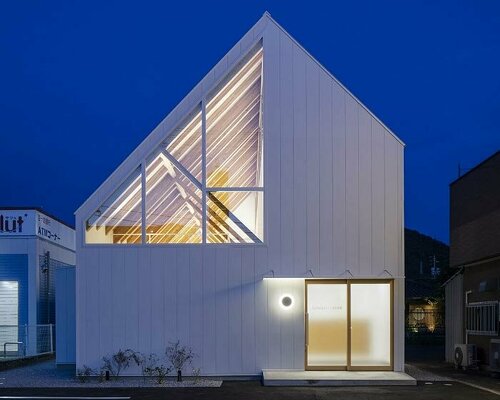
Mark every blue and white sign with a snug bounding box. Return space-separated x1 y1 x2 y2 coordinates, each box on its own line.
0 209 75 250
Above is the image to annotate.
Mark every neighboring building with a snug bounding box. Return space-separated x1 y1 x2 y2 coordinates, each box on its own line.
405 229 449 341
75 13 405 376
0 207 75 356
445 150 500 367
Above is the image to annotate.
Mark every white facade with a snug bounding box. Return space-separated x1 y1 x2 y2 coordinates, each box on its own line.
75 13 405 375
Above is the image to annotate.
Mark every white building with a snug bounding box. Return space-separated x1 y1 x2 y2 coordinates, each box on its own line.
75 13 405 377
0 207 75 356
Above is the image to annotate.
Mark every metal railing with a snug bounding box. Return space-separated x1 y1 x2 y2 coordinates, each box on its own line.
0 324 54 359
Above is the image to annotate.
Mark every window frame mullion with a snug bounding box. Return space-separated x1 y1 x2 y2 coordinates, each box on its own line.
202 98 207 244
141 160 146 244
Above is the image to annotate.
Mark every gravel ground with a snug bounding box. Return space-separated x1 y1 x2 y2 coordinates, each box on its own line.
404 364 453 382
0 359 465 388
0 360 221 388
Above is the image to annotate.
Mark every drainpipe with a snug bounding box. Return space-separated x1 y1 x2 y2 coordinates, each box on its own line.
465 290 472 345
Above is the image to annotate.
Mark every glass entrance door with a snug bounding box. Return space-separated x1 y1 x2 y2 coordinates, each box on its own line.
305 279 393 371
305 280 348 369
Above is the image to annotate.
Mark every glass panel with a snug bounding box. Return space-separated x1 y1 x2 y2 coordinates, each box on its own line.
206 44 263 188
163 104 202 184
307 283 348 367
85 167 142 244
145 151 202 243
207 191 263 243
0 281 19 351
350 283 391 367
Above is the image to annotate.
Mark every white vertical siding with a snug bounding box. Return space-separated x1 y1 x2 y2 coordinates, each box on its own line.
189 247 203 365
75 16 404 375
306 58 320 277
319 72 334 277
292 42 308 277
332 82 347 273
358 108 372 273
345 95 360 275
279 29 294 279
371 121 385 275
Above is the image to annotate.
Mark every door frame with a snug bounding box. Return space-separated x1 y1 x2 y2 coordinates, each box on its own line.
304 278 394 371
304 279 349 371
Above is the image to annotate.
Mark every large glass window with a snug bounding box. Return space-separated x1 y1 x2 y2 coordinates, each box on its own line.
350 282 392 367
206 45 263 188
85 43 263 244
85 166 142 244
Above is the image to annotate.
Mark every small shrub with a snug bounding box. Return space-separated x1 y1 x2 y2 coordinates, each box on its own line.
191 367 201 385
142 353 160 379
101 348 137 378
76 365 94 383
97 368 107 383
166 341 195 382
152 364 171 384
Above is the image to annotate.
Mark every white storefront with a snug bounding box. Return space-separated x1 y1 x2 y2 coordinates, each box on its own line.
75 13 405 376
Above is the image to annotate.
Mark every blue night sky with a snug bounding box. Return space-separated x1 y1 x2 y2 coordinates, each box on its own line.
1 1 499 243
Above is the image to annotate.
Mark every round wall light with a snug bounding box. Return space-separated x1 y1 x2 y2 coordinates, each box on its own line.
280 295 293 309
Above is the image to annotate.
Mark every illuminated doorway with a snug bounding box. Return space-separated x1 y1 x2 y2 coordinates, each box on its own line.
305 279 393 371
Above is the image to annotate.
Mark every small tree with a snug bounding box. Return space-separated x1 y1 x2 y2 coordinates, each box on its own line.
166 341 195 382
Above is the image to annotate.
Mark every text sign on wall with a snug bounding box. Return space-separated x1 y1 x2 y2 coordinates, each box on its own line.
0 210 75 250
0 210 35 235
35 211 75 250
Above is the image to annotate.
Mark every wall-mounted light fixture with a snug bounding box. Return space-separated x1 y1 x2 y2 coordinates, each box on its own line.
280 294 293 310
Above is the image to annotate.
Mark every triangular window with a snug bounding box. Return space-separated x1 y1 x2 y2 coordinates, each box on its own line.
85 166 143 244
85 42 263 244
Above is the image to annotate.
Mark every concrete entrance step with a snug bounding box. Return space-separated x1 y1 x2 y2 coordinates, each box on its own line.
262 369 417 386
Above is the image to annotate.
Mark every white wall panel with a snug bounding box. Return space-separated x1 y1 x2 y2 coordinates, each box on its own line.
345 95 360 275
306 58 320 277
176 249 190 351
279 29 294 279
189 247 203 366
75 16 404 375
150 248 165 352
241 247 256 372
319 72 334 277
358 107 372 273
98 250 113 356
137 248 151 354
228 248 242 373
371 121 385 275
215 248 229 373
384 133 399 275
163 248 177 351
292 42 308 277
121 249 137 350
202 248 216 372
254 246 269 370
264 22 281 277
332 82 347 274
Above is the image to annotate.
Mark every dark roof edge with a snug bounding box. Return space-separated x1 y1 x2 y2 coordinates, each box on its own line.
450 150 500 186
450 252 500 269
441 268 464 287
0 206 75 230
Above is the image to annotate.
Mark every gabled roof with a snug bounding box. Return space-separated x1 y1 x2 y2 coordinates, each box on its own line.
76 12 404 220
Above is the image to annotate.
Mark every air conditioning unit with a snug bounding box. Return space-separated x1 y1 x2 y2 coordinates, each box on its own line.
490 339 500 372
454 344 476 369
